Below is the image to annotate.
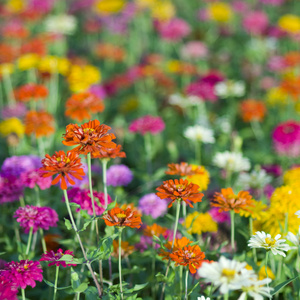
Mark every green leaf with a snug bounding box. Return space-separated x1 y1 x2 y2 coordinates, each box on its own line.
0 252 6 256
74 282 88 293
69 202 81 209
271 275 299 296
125 283 148 293
43 279 71 290
188 282 200 295
84 286 99 300
79 218 93 232
105 197 118 212
58 254 74 262
64 218 72 230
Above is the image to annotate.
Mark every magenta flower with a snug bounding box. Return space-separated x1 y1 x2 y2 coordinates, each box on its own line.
180 41 208 60
232 1 249 13
2 260 43 289
209 207 230 224
0 174 24 204
242 11 269 35
20 169 52 190
40 249 77 267
267 55 286 72
157 18 191 41
272 120 300 157
138 193 168 219
129 115 165 135
0 273 18 300
106 164 133 187
14 205 59 233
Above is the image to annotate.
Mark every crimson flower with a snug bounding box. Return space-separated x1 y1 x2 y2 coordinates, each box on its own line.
40 249 77 267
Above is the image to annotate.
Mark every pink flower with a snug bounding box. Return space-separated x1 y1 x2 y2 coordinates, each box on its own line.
259 0 285 5
14 205 59 233
20 169 52 190
272 120 300 157
242 11 269 35
267 56 286 72
0 273 18 300
40 249 77 267
260 76 277 90
157 18 191 41
129 115 165 135
138 193 168 219
180 41 208 60
209 207 230 224
2 260 43 289
232 1 249 13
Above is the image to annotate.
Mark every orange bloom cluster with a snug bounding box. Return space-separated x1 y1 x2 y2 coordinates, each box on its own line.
25 111 55 138
143 224 167 237
112 240 135 258
65 92 105 122
156 178 204 208
20 38 47 56
212 187 254 213
15 83 49 102
94 43 126 62
40 150 85 190
284 51 300 68
0 44 16 63
62 120 116 158
165 162 203 177
239 99 266 122
95 144 126 159
102 207 142 229
280 76 300 100
159 237 192 260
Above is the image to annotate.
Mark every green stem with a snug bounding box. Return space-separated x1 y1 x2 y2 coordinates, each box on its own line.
184 268 189 300
25 227 34 256
118 229 124 300
21 288 26 300
152 241 156 299
87 153 97 219
35 186 41 206
224 292 229 300
230 210 235 252
265 251 271 300
53 265 59 300
225 170 232 187
179 266 183 297
102 159 109 209
39 228 47 254
144 133 152 175
195 141 201 165
182 201 187 220
249 218 257 263
3 71 16 105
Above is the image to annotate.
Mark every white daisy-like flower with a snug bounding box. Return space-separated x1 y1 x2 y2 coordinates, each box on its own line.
44 14 78 35
215 80 246 98
286 227 300 248
248 231 290 257
238 278 273 300
295 211 300 218
198 256 255 294
169 94 203 108
236 169 272 190
198 296 210 300
213 151 251 173
184 125 215 144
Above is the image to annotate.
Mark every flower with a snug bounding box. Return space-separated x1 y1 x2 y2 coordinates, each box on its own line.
102 207 142 228
212 188 254 213
44 14 77 35
0 173 24 204
180 41 208 60
215 80 246 98
65 92 105 122
248 231 290 256
239 200 267 221
208 2 233 23
143 223 168 238
184 212 218 235
40 150 85 190
1 260 43 289
95 144 126 159
166 162 203 177
209 207 230 224
284 167 300 186
0 117 25 138
184 125 215 143
106 164 133 187
112 240 135 258
239 99 266 122
1 103 27 120
278 14 300 34
20 169 52 190
129 115 165 135
169 244 206 273
159 237 192 260
25 111 55 138
242 11 269 35
186 165 210 192
157 18 191 41
14 205 59 233
62 120 116 158
40 249 77 267
168 94 203 108
198 297 210 300
93 0 125 15
213 151 251 173
286 227 300 247
0 273 18 300
138 193 168 218
14 84 48 102
236 169 272 190
156 178 204 208
238 278 273 300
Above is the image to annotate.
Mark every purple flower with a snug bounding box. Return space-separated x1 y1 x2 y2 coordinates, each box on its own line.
106 165 133 187
40 249 76 267
129 115 165 135
0 173 24 204
2 260 43 289
1 103 27 119
262 164 282 177
89 85 107 100
66 187 111 216
209 207 230 224
138 193 168 219
14 205 59 233
20 169 52 190
0 273 18 300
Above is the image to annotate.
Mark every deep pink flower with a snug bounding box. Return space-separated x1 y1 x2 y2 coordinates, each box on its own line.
20 169 52 190
242 11 269 35
262 164 282 177
129 115 165 135
209 207 230 224
2 260 43 289
0 273 18 300
40 249 76 267
272 120 300 157
157 18 191 41
180 41 208 60
267 56 286 72
14 205 59 233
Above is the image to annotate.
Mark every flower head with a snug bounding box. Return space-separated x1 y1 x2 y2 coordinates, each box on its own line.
239 99 267 122
184 212 218 235
40 249 76 267
102 207 142 229
215 80 245 98
40 150 85 190
184 125 215 143
0 173 24 204
20 168 52 190
159 237 192 260
157 18 191 41
138 193 168 219
106 164 133 187
143 223 168 238
186 165 210 192
25 111 55 138
95 144 126 159
156 178 204 208
112 240 135 258
278 14 300 34
14 83 48 102
0 273 18 300
129 115 165 135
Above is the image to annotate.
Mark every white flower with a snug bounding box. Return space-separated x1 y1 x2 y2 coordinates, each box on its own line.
216 116 231 134
238 278 273 300
184 125 215 144
286 227 300 248
213 151 250 173
198 297 210 300
295 211 300 218
198 256 255 294
169 94 203 108
44 14 77 35
215 80 245 98
236 169 272 190
248 231 290 257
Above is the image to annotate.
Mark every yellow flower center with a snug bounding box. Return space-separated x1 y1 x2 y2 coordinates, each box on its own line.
56 157 70 163
176 184 185 190
221 268 236 280
83 128 95 133
24 264 29 270
265 237 276 247
116 213 126 219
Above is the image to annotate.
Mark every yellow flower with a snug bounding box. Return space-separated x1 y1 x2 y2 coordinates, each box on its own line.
120 97 139 113
166 60 181 73
94 0 125 15
278 15 300 34
17 54 40 71
151 1 175 21
208 2 233 23
0 64 14 75
186 165 210 192
0 118 25 138
271 185 300 212
239 200 267 220
283 167 300 186
266 87 288 106
38 56 70 75
5 0 24 13
258 263 275 280
184 211 218 235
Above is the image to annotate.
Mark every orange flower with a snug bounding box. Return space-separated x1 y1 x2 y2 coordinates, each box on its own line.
280 76 300 100
165 162 203 177
102 207 142 229
65 92 105 122
239 99 266 122
143 224 167 237
159 237 191 260
25 111 55 138
169 244 206 273
15 83 49 102
94 144 126 159
62 120 116 158
284 51 300 68
40 150 85 190
156 178 204 208
212 187 254 213
94 43 126 62
112 240 134 258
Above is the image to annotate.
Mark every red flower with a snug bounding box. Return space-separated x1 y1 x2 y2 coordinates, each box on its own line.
15 83 48 102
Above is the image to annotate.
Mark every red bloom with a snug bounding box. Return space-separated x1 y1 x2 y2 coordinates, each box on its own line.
15 83 48 102
40 150 85 190
40 249 77 267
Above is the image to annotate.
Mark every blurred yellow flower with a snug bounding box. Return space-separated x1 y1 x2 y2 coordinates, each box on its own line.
94 0 125 15
278 15 300 34
266 87 288 106
38 56 70 75
151 1 175 21
258 263 275 280
208 2 233 23
17 54 40 71
0 118 25 138
186 165 210 192
166 60 181 73
0 64 14 75
184 211 217 235
283 167 300 186
6 0 24 13
120 97 139 113
239 200 267 220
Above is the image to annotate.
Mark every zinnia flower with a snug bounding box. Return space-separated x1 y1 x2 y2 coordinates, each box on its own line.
0 273 18 300
95 144 126 159
62 120 116 158
40 249 77 267
20 168 52 190
129 115 165 135
184 125 215 143
156 178 204 208
111 240 135 258
106 164 133 187
239 99 266 122
14 83 48 102
184 212 218 235
25 111 55 138
157 18 191 41
242 11 269 35
143 223 168 238
165 162 202 177
102 207 142 228
159 237 192 260
40 150 85 190
138 193 168 219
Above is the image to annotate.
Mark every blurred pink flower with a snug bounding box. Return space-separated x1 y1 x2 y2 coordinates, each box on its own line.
129 115 165 135
260 76 277 90
242 11 269 35
232 1 249 13
267 55 286 72
21 169 52 190
180 41 208 59
209 207 230 224
157 18 191 41
259 0 285 5
197 9 210 21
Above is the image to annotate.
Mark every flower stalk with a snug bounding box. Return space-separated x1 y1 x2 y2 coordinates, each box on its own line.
25 227 34 256
118 228 124 300
53 265 59 300
184 268 189 300
230 210 235 252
